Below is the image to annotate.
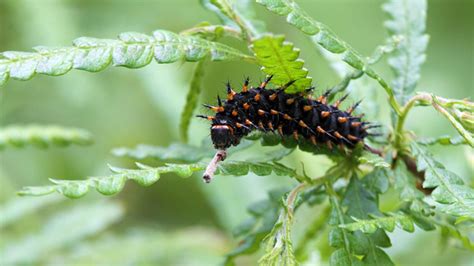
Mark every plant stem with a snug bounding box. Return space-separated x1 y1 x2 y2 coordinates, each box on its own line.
394 92 473 150
286 182 309 216
394 93 432 151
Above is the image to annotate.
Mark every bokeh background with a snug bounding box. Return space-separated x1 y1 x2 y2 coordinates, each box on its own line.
0 0 472 265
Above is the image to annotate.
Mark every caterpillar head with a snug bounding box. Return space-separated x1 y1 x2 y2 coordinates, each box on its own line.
211 123 234 149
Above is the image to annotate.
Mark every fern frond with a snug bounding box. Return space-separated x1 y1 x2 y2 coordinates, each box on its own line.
0 30 254 87
0 125 92 150
384 0 429 105
259 184 306 266
251 35 312 93
411 142 474 220
340 213 415 234
17 163 203 198
256 0 402 114
18 160 302 198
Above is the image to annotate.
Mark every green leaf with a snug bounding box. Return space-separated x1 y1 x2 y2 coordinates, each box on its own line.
18 157 299 198
18 163 204 198
250 35 312 93
392 160 433 215
0 125 92 150
362 168 390 195
217 160 299 179
358 151 390 168
0 30 254 86
362 247 394 266
113 32 155 68
328 174 395 266
384 0 429 105
256 0 401 114
259 184 308 266
340 214 415 234
179 60 207 143
327 185 359 265
343 177 382 219
411 142 474 219
330 248 362 266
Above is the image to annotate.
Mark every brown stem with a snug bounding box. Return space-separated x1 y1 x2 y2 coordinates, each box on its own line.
202 149 227 183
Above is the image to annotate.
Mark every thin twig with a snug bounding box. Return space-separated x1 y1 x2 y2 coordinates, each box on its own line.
202 149 227 183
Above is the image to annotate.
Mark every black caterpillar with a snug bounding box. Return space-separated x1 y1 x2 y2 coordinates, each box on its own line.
198 76 378 153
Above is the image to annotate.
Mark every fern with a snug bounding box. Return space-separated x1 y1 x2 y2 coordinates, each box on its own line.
251 35 312 93
17 163 202 198
0 125 92 150
0 30 254 87
259 184 307 266
4 1 473 265
384 0 429 105
18 160 304 198
256 0 402 114
411 142 474 220
327 171 395 265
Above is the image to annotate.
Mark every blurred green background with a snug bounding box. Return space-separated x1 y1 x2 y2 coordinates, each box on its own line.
0 0 472 265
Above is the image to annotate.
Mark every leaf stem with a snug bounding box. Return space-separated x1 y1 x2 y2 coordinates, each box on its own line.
394 93 473 150
394 93 432 151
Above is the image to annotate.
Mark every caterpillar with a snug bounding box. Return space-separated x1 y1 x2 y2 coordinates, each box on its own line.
198 76 379 182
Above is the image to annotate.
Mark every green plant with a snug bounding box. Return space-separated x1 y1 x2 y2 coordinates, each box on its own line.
2 0 472 265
